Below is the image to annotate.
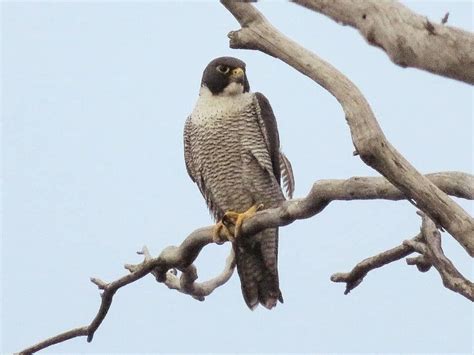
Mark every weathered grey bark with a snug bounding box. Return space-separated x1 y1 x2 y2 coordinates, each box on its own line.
332 215 474 301
17 172 474 354
331 233 424 294
292 0 474 84
125 246 236 301
405 212 474 301
220 0 474 256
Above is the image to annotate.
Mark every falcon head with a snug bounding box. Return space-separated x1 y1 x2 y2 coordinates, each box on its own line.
200 56 250 96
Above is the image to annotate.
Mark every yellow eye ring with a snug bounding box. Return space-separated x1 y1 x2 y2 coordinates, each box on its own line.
216 65 230 74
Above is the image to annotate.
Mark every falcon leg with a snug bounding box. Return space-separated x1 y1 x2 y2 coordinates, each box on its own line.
213 221 234 245
212 204 264 244
222 203 264 240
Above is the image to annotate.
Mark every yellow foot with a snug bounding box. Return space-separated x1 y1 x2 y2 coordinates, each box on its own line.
213 221 234 245
222 203 264 241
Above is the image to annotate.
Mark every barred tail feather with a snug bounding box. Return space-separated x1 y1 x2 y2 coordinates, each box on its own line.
234 228 282 310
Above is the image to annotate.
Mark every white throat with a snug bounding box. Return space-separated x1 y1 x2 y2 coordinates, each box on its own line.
191 86 253 125
221 82 244 96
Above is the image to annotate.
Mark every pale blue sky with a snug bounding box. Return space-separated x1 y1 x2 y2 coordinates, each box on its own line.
2 1 473 354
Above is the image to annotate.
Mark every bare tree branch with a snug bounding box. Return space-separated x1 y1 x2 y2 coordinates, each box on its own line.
17 172 473 354
412 212 474 301
17 228 213 355
125 246 236 301
312 172 474 201
291 0 474 84
333 210 474 301
331 233 423 294
220 0 474 256
406 254 432 273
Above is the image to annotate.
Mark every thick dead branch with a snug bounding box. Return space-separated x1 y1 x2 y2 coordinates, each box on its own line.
221 0 474 256
17 172 472 354
331 233 423 294
292 0 474 84
314 172 474 201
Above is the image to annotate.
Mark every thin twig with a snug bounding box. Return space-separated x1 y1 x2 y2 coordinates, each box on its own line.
441 12 449 24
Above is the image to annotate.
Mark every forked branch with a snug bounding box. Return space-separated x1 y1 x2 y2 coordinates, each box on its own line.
331 233 424 294
125 246 236 301
17 172 473 354
409 212 473 300
332 211 473 300
220 0 474 256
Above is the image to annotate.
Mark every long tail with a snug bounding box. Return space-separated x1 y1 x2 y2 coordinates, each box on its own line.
234 228 283 310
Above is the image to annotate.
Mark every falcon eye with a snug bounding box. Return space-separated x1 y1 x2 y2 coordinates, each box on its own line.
216 65 230 74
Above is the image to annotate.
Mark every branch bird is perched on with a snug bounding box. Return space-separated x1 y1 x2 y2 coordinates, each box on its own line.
184 56 294 309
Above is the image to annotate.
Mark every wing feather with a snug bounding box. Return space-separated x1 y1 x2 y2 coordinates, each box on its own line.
279 150 295 199
253 92 281 183
254 92 295 198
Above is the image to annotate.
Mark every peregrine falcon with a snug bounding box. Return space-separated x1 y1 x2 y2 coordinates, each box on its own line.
184 57 294 310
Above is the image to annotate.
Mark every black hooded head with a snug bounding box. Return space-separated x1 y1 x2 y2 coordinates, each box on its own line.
200 56 250 95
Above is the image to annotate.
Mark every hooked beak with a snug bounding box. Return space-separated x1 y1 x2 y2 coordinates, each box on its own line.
230 67 244 81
